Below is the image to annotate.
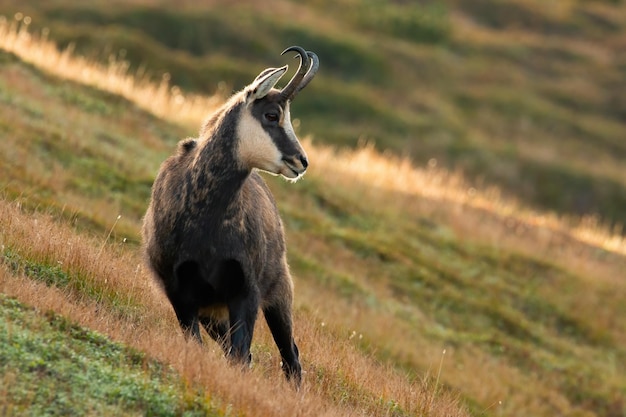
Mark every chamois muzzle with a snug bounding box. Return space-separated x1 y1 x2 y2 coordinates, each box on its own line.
280 46 319 102
281 153 309 179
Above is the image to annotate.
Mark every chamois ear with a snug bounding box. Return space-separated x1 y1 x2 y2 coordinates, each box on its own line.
247 66 288 101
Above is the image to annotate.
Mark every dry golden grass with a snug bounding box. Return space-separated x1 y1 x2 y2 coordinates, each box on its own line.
0 13 223 127
0 196 467 417
310 142 626 260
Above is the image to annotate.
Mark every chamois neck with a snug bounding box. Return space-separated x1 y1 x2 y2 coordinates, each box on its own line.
189 100 250 210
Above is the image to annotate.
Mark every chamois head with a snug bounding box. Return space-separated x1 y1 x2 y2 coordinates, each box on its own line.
237 46 318 180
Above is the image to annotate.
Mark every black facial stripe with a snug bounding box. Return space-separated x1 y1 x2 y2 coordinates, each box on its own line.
249 91 300 157
272 127 300 156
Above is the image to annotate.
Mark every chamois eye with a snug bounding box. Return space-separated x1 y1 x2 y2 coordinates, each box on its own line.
264 112 279 123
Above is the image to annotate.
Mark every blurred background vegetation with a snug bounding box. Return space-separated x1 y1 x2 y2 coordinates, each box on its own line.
1 0 624 228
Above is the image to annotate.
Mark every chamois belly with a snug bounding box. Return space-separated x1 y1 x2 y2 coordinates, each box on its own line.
198 304 229 321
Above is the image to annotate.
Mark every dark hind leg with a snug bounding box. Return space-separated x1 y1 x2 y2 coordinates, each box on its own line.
263 300 302 386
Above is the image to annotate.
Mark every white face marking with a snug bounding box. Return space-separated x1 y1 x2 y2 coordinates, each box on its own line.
282 103 298 143
236 108 283 174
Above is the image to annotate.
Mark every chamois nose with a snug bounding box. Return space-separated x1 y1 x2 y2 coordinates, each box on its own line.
299 155 309 169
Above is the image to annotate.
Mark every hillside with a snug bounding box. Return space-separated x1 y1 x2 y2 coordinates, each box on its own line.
1 5 626 417
1 0 625 229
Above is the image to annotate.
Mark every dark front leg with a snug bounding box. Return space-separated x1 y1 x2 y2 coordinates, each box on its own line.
228 293 259 366
263 303 302 386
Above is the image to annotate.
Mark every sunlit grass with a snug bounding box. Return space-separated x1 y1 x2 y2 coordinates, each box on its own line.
310 142 626 257
0 13 222 127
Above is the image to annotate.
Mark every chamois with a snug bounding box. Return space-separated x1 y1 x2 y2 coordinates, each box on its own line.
142 46 318 385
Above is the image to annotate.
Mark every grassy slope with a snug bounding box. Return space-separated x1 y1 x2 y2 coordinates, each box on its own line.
1 0 625 228
0 49 180 237
0 50 468 416
0 6 625 417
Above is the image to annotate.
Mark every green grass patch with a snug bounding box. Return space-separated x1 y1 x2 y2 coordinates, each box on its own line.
0 295 225 416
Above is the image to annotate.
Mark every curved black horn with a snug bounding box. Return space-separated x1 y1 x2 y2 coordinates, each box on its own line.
280 46 310 101
293 51 319 98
